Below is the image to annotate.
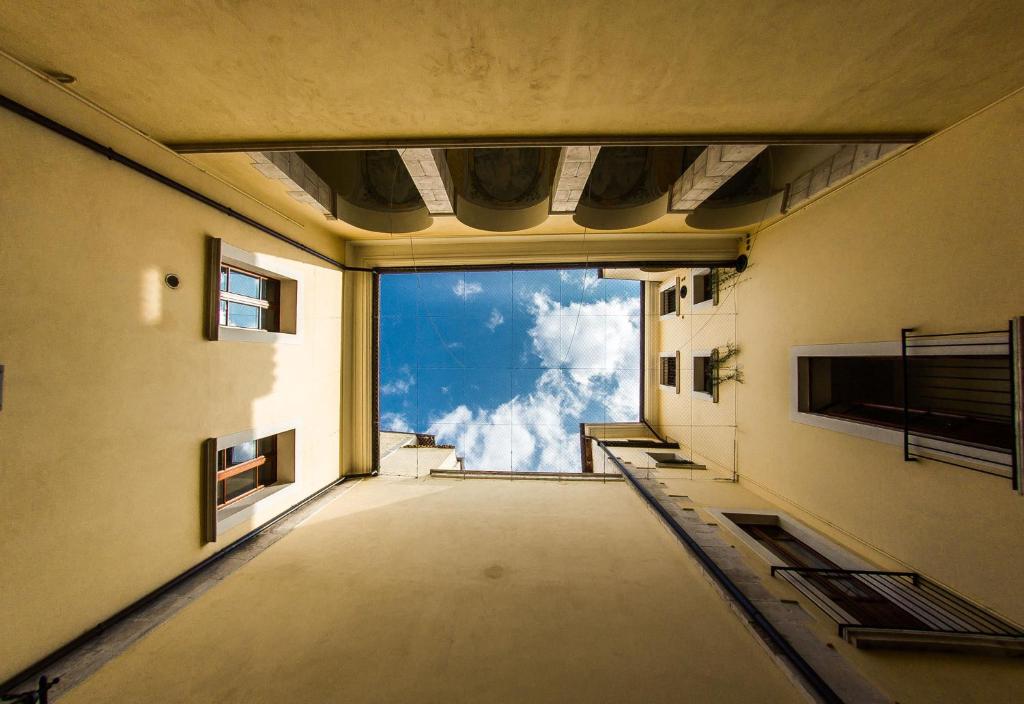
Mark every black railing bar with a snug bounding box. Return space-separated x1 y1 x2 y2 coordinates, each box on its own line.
903 328 913 462
841 624 1024 638
908 356 1009 362
770 567 918 577
917 576 1024 633
913 384 1015 390
910 376 1011 384
905 341 1009 349
915 387 1012 396
781 573 857 626
861 573 980 633
904 330 1009 339
856 573 961 633
907 451 1013 478
914 580 1015 635
914 395 1013 407
1008 317 1020 493
906 441 1012 466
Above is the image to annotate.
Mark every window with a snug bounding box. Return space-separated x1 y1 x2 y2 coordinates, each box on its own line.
660 354 679 391
202 425 298 543
216 435 278 508
219 264 280 332
647 452 698 467
660 286 677 316
732 518 927 631
693 353 714 396
799 354 1013 452
205 237 301 343
693 270 716 306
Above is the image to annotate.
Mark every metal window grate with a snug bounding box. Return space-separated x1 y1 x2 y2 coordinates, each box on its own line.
660 356 677 387
901 323 1019 487
660 287 677 315
771 567 1024 645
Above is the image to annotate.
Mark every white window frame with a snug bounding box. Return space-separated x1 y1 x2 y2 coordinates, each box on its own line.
219 242 304 345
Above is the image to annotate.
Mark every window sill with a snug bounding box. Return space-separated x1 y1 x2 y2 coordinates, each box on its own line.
791 410 902 445
218 325 300 345
217 482 297 535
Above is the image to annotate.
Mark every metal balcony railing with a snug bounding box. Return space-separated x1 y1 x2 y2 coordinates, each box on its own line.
901 321 1021 490
771 567 1024 651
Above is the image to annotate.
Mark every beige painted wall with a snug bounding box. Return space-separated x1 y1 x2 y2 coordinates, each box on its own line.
650 268 738 476
735 89 1024 623
640 467 1024 702
0 66 346 679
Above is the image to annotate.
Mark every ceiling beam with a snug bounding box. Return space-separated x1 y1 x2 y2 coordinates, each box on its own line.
669 145 767 212
170 133 927 154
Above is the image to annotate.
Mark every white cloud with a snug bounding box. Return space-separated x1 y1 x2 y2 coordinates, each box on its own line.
453 280 483 298
527 291 640 385
381 366 415 395
381 412 413 433
422 277 641 472
486 308 505 331
425 288 638 470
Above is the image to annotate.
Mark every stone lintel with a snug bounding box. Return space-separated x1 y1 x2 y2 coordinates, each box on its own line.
399 148 454 215
670 145 767 212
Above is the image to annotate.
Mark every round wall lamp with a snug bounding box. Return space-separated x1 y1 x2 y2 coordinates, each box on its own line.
678 285 688 299
164 274 181 289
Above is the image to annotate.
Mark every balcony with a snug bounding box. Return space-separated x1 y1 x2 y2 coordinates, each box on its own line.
771 567 1024 655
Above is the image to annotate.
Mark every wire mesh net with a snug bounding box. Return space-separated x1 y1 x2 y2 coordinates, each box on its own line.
378 269 642 474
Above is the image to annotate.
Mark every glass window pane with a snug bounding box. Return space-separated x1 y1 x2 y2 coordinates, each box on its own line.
224 470 257 502
227 301 261 329
229 441 257 464
228 269 262 298
219 300 227 325
219 267 228 292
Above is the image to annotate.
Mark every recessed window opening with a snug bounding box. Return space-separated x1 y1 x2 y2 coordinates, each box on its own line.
219 264 280 331
799 355 1012 451
659 353 678 391
660 286 677 316
647 452 695 467
693 270 715 305
694 354 714 395
377 268 642 473
216 435 277 508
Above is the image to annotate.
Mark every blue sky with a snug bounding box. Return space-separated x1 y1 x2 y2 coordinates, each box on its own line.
379 269 641 472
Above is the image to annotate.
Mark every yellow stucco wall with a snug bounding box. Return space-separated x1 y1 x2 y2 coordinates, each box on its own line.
0 67 346 679
651 268 738 476
735 89 1024 623
639 470 1024 703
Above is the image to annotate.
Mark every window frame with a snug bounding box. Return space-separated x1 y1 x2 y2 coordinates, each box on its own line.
692 268 717 310
205 237 303 345
691 349 718 402
215 435 278 509
219 263 281 332
791 337 1012 455
202 423 299 543
659 351 681 394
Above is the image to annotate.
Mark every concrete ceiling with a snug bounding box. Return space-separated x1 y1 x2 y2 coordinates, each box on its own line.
1 1 1022 145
